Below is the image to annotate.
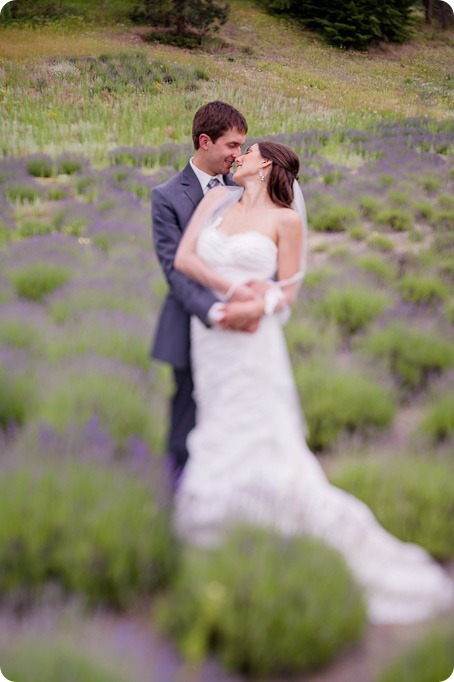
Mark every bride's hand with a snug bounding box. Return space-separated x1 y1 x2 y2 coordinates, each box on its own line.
228 283 260 302
246 280 273 298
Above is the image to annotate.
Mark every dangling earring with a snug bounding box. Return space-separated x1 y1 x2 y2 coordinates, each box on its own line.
259 169 266 182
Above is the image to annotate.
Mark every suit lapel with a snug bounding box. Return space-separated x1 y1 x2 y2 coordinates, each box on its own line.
181 163 203 209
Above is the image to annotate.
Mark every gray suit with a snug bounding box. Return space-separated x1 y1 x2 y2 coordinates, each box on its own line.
151 162 236 475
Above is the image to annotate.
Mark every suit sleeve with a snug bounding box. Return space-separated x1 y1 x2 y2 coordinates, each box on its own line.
152 184 218 324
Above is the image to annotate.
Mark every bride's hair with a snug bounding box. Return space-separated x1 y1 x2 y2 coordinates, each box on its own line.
257 141 300 209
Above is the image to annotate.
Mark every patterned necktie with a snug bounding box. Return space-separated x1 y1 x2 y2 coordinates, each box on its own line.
207 177 221 191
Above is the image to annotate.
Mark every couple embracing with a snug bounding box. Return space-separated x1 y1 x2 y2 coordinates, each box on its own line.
151 101 453 625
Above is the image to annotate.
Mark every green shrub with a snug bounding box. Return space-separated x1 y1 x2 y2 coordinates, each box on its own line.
360 324 453 391
367 231 394 251
5 183 41 204
358 196 381 220
294 363 395 451
311 204 359 232
10 263 71 301
47 318 150 370
285 319 339 358
157 527 366 677
420 393 454 444
58 156 85 175
0 461 177 608
399 274 448 306
0 367 34 431
438 194 454 210
1 641 125 682
348 224 367 240
0 318 42 351
376 208 414 232
419 176 442 193
388 189 410 207
357 253 396 283
46 186 69 201
322 168 345 185
413 201 436 222
331 457 454 559
315 287 389 335
38 370 163 453
303 266 335 289
18 219 53 238
432 209 454 231
376 622 454 682
26 156 55 178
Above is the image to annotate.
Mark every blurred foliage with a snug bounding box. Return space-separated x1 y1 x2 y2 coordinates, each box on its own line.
0 640 126 682
157 526 366 677
310 203 360 233
0 367 35 431
294 362 395 451
9 263 72 301
398 273 448 306
375 207 414 232
419 393 454 444
314 287 390 335
256 0 415 50
356 253 397 283
331 457 454 559
376 620 454 682
0 461 177 608
359 323 454 392
37 370 163 453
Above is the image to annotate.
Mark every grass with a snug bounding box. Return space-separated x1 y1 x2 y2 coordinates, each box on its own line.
0 2 453 162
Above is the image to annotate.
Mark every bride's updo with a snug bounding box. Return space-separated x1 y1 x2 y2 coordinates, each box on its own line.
257 141 300 209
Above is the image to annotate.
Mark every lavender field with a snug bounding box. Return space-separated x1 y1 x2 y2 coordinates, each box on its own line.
0 2 453 678
0 116 453 681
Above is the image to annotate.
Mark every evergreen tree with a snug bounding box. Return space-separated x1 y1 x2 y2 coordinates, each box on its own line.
257 0 417 50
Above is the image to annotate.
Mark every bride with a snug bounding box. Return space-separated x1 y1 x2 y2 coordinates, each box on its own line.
173 140 454 625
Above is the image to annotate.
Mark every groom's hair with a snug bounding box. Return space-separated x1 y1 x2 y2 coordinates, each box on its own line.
192 101 248 149
257 141 300 209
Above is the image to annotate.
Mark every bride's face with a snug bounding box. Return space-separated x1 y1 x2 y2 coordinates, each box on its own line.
233 144 270 183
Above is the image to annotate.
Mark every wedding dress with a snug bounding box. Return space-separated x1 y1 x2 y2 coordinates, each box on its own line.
175 214 454 625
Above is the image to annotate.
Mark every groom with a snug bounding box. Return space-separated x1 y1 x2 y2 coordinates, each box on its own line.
151 101 262 484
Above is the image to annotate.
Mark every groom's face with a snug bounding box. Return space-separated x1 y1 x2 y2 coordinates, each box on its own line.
204 127 246 176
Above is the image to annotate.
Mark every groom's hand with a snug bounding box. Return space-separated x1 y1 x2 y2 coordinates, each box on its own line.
220 300 264 332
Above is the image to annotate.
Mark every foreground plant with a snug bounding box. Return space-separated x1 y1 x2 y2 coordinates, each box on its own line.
157 526 366 677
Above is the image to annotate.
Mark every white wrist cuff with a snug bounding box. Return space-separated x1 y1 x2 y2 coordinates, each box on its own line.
264 286 286 316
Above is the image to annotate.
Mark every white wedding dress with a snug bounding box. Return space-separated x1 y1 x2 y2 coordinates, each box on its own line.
175 215 454 625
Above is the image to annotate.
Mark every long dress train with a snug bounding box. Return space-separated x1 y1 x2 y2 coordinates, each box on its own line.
175 216 454 625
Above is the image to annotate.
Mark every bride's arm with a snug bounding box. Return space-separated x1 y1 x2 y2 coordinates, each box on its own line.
258 209 303 318
174 188 256 302
276 209 304 305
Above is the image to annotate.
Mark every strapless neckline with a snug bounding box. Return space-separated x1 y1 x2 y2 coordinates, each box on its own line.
211 216 278 252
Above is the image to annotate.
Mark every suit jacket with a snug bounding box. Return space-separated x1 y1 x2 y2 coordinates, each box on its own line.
151 162 237 370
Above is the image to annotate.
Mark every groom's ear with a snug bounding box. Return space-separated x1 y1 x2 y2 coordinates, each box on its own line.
199 133 211 150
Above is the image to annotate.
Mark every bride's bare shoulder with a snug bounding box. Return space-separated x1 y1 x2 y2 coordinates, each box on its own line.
277 207 302 231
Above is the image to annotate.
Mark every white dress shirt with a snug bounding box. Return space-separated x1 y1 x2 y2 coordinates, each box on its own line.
189 158 225 195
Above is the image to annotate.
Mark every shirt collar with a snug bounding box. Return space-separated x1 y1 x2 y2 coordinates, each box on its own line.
190 157 225 193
